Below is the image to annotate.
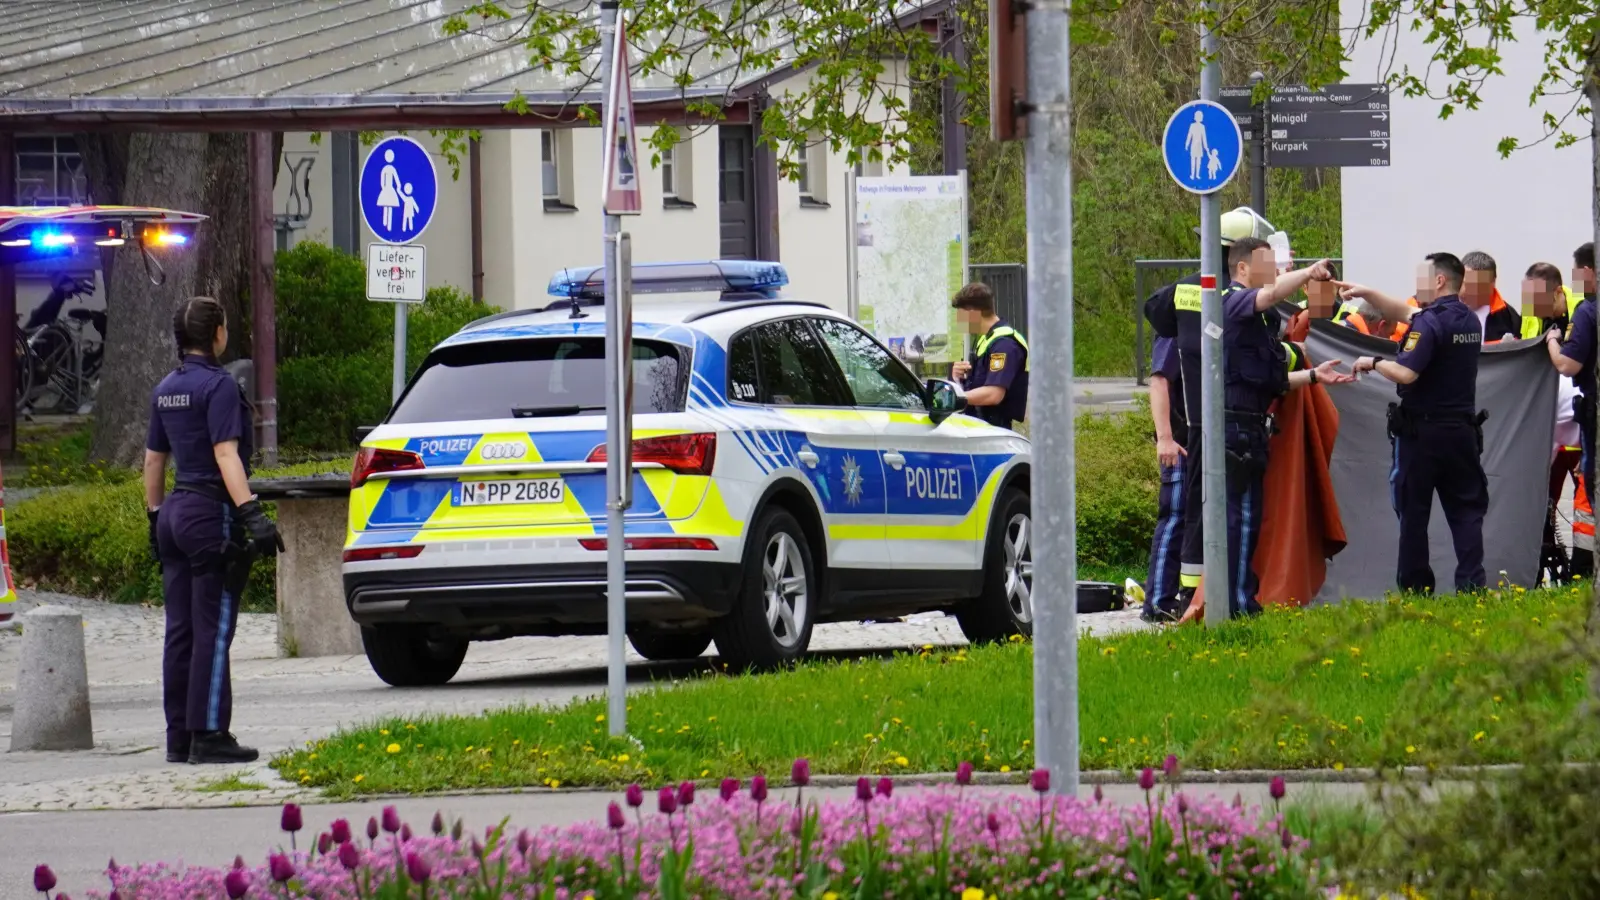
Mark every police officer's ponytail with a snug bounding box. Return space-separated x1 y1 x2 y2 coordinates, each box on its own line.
173 296 226 361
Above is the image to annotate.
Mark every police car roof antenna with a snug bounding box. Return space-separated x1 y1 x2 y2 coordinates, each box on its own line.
568 294 588 319
140 241 167 287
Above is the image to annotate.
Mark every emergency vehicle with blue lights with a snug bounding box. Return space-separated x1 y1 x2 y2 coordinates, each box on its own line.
343 260 1032 686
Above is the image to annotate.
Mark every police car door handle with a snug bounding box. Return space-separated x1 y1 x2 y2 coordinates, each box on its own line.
883 451 907 470
796 449 820 468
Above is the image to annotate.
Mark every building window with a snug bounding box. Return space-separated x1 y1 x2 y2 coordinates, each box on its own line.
798 136 828 208
17 135 89 207
541 130 576 212
661 129 694 209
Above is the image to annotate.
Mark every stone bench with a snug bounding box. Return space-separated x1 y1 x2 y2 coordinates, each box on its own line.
252 475 358 659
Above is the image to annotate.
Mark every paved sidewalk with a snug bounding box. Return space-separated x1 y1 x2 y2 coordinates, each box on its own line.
0 779 1362 900
0 591 1150 813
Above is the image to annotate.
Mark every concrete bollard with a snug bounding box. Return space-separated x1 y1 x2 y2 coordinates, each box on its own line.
9 605 93 751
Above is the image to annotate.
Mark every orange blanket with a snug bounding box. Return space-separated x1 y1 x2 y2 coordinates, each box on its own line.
1182 312 1348 618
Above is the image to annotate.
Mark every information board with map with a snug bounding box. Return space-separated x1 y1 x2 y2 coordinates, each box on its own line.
851 175 968 370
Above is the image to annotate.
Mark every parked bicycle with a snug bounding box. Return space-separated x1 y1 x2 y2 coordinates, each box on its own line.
18 273 103 416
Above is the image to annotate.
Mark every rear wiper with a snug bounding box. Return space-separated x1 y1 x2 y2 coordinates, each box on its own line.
512 404 605 418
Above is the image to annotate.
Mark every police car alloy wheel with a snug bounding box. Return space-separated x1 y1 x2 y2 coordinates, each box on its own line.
360 624 468 687
955 488 1034 643
714 507 817 671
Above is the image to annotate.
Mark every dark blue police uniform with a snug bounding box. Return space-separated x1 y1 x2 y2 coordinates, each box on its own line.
1142 336 1187 619
1176 281 1289 617
961 320 1029 428
1387 294 1488 593
146 353 254 759
1561 293 1597 493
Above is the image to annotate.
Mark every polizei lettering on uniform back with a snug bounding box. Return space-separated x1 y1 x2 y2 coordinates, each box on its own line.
1453 332 1483 344
157 393 192 409
907 466 963 500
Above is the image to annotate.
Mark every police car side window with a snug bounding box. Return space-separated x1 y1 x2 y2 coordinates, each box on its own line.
745 319 852 407
810 318 926 410
728 332 762 403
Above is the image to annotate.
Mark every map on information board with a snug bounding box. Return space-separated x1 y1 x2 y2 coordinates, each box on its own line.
853 175 967 368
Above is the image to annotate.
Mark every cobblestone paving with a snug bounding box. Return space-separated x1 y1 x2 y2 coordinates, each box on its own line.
0 591 1149 812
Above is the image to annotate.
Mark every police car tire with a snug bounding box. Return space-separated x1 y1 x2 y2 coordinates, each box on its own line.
628 631 714 662
956 488 1033 644
713 506 816 672
361 624 468 687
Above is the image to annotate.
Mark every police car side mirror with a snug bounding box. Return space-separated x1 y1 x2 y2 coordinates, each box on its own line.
925 379 967 423
353 425 376 446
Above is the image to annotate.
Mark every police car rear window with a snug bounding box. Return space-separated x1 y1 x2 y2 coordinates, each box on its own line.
388 338 689 424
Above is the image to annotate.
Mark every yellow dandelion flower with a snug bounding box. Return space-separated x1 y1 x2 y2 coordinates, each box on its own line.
595 714 606 723
386 743 401 754
616 753 630 762
1333 762 1344 771
962 890 985 900
1473 731 1485 742
1406 745 1416 754
380 729 390 736
1321 658 1334 666
999 765 1011 773
895 756 909 767
353 774 365 783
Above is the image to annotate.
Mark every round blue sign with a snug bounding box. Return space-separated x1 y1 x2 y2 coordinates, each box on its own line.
1160 100 1243 195
359 136 439 243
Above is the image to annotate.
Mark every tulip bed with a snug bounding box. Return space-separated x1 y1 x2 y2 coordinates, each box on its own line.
35 766 1335 900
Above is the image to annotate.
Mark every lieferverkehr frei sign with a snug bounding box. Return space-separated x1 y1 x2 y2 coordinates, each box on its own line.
367 243 427 303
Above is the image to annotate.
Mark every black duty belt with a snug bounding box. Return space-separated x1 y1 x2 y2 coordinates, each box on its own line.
172 481 230 504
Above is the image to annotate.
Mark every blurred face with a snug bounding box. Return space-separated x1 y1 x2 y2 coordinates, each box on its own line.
1232 247 1276 289
1461 266 1495 306
1573 265 1597 295
955 306 985 333
1306 278 1339 318
1523 277 1561 318
1414 263 1448 306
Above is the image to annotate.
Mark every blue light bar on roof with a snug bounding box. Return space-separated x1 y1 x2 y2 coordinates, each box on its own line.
547 260 789 300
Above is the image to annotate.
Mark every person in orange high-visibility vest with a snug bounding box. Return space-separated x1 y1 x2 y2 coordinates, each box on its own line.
1574 475 1594 579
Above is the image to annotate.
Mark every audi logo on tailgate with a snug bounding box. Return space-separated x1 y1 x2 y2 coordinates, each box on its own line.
479 442 528 461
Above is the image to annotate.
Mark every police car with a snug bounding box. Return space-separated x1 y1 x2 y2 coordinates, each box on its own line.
344 261 1032 686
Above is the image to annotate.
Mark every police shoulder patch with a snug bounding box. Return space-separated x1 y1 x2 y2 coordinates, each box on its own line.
989 353 1007 372
1403 331 1421 353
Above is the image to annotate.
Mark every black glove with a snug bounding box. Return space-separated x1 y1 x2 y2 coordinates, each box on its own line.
236 500 285 558
147 508 161 562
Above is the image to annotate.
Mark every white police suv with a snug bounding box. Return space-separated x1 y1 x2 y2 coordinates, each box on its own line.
344 261 1032 685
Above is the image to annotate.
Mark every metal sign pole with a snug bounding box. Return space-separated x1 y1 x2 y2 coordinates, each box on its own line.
600 0 628 739
1024 0 1079 794
392 303 408 402
1199 0 1229 628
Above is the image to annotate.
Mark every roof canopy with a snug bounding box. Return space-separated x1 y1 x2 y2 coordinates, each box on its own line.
0 0 946 131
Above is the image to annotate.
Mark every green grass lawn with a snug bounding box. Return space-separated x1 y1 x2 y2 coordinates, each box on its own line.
274 586 1597 797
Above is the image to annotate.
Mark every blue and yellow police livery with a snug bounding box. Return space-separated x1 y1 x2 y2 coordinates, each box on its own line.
344 261 1032 685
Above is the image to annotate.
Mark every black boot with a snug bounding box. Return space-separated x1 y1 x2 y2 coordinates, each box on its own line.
188 731 259 765
166 733 190 764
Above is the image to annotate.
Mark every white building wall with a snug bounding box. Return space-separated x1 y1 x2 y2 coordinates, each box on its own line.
1339 10 1591 308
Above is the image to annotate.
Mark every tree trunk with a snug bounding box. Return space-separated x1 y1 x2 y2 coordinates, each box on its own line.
85 133 209 466
78 132 281 467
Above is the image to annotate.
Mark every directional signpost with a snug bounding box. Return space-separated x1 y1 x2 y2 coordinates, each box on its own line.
1161 98 1242 627
1217 82 1392 215
360 135 439 402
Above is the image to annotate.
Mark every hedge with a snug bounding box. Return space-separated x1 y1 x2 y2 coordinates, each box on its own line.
6 412 1161 612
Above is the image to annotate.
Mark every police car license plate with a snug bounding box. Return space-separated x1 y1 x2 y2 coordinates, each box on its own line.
453 479 566 507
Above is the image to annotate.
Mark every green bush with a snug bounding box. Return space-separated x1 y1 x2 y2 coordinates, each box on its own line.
1076 405 1159 567
275 242 499 452
8 460 347 612
13 423 137 488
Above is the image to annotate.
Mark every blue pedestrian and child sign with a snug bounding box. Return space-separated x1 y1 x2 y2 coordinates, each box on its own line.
1161 100 1243 195
359 136 438 243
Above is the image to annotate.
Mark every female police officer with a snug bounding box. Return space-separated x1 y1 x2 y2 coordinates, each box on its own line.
143 297 281 765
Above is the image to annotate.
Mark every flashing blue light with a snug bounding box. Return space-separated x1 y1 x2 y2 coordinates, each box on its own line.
547 260 789 300
36 230 74 249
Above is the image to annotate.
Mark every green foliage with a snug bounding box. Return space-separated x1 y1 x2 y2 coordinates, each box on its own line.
275 242 499 452
277 587 1589 796
13 423 137 488
7 460 350 612
1076 405 1159 567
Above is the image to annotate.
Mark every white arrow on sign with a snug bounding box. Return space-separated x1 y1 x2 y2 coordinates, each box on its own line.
1376 140 1389 149
1373 112 1389 122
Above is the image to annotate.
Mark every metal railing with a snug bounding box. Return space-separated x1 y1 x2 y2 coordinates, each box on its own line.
1132 257 1343 386
972 262 1027 330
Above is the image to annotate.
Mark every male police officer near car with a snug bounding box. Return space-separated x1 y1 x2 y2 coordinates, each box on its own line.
1340 252 1489 594
951 283 1029 429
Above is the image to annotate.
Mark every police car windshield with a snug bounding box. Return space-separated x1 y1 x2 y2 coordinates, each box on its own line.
388 338 688 425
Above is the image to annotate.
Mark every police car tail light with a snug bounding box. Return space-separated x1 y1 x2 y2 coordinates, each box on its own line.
586 432 716 476
343 546 425 563
578 537 718 551
351 446 425 488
